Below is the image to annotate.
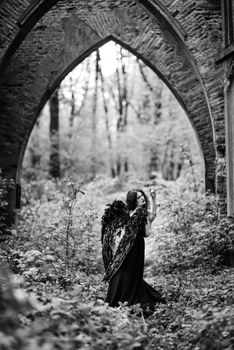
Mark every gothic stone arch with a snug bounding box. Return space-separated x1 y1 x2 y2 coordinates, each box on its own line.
0 0 227 221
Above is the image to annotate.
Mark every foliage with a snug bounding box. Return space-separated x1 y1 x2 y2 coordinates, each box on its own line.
3 178 103 289
147 147 234 274
0 176 234 349
0 264 233 349
154 188 234 274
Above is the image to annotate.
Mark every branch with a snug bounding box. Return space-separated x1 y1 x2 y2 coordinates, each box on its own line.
136 58 154 92
75 58 91 115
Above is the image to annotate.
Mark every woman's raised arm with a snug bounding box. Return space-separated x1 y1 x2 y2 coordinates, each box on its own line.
145 189 157 237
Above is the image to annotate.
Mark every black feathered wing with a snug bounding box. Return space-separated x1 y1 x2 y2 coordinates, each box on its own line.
101 200 128 272
103 207 148 282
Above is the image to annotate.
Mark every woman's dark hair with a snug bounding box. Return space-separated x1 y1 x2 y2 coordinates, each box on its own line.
126 189 149 211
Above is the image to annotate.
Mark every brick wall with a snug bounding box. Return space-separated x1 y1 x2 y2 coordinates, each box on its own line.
0 0 227 212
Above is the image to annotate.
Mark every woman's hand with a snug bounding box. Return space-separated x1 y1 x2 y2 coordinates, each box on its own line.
148 212 156 224
150 188 156 200
148 188 157 225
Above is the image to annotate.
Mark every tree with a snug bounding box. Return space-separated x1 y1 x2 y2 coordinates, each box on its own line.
90 50 100 178
98 51 116 177
23 41 202 182
106 45 132 177
49 87 60 179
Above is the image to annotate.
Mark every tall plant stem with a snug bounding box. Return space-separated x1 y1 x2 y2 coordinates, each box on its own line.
65 201 73 274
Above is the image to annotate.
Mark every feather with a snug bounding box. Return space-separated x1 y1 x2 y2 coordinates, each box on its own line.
102 207 148 282
101 200 128 271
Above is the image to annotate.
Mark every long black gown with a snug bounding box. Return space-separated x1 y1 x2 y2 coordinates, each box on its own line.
105 216 164 310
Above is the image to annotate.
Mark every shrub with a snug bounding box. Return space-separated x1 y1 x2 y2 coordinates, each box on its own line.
4 178 103 286
155 191 234 273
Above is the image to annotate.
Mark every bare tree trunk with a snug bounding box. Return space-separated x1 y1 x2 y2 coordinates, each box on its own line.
67 59 91 136
162 139 183 180
49 87 60 178
154 85 162 124
115 65 123 176
90 50 99 178
148 146 160 179
75 59 91 115
98 52 116 178
137 57 164 176
120 47 129 173
69 78 75 131
136 58 154 92
115 46 129 177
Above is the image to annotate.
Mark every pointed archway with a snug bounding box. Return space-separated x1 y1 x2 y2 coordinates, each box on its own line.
0 0 224 220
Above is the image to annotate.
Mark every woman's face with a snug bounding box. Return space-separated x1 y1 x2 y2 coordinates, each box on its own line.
136 192 145 207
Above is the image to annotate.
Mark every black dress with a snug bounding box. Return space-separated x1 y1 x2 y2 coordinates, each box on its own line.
105 212 164 311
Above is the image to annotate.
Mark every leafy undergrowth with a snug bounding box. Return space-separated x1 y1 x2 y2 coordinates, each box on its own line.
0 175 234 349
1 266 234 350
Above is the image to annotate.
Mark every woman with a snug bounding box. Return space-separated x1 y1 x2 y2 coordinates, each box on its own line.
101 188 165 315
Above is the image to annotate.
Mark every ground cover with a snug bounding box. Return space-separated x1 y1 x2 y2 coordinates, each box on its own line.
0 176 233 349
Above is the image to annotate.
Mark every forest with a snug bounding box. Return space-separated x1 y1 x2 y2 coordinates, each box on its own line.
0 42 234 350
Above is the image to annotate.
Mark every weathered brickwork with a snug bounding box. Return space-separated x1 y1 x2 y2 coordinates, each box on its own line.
0 0 31 60
0 0 228 215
